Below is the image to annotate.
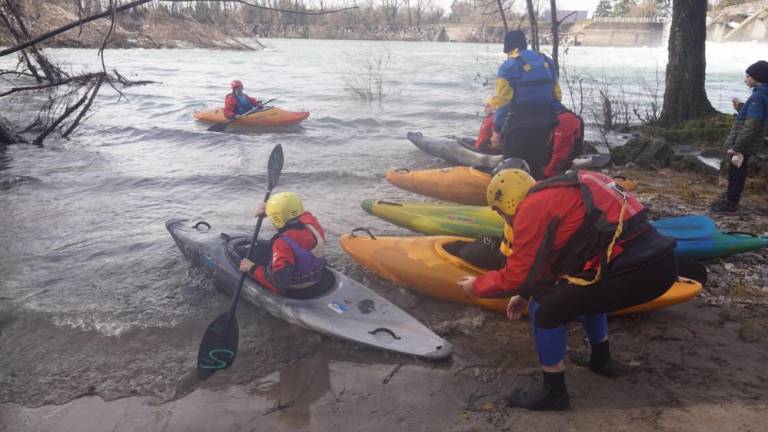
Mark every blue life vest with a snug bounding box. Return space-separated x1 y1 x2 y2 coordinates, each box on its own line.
278 226 325 290
510 50 555 108
234 93 255 115
506 50 557 129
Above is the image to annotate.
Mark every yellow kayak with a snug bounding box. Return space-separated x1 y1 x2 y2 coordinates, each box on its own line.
193 106 309 128
385 166 637 206
340 233 702 316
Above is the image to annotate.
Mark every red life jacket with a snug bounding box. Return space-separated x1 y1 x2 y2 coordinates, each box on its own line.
526 170 648 280
475 114 494 149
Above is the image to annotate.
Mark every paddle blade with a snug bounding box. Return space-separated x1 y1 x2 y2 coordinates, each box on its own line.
197 311 239 380
207 122 229 133
268 144 285 189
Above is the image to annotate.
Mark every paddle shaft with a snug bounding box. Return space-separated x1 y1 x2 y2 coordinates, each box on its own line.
229 188 274 316
231 98 278 121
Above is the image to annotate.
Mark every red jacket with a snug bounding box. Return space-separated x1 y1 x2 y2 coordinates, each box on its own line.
472 172 643 299
475 114 495 149
224 93 262 119
543 111 583 178
250 212 325 293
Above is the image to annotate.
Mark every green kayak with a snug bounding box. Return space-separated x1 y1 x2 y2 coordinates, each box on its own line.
361 199 768 260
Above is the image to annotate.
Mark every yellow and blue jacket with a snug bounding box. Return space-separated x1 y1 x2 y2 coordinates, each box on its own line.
489 49 562 133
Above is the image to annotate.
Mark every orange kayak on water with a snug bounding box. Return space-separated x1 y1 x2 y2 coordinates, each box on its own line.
340 233 701 316
385 166 638 206
193 106 309 128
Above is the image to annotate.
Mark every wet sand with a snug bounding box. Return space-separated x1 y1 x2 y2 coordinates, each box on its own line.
2 301 767 432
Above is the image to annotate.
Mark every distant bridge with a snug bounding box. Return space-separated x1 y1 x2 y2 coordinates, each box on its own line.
718 0 768 15
708 0 768 41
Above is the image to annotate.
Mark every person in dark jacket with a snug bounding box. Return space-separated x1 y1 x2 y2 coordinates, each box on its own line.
711 60 768 212
457 168 678 411
239 192 327 299
224 80 264 120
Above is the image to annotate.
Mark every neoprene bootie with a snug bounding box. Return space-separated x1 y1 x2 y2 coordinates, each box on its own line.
507 371 570 411
569 340 622 378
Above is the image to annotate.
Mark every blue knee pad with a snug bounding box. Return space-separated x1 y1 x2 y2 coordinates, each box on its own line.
576 314 607 343
529 300 567 367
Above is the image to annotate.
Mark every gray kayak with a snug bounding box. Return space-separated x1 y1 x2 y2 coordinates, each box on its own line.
406 131 610 170
166 218 451 359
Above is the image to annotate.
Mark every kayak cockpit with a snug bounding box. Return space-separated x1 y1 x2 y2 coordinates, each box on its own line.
224 235 335 300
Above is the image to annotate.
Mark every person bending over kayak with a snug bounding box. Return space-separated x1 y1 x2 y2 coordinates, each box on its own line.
457 168 678 411
224 80 264 120
544 103 584 178
710 60 768 213
238 192 327 299
478 102 584 178
488 30 561 180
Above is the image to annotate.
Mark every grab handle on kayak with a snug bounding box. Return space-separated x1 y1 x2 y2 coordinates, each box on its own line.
194 221 211 231
369 327 401 340
394 168 410 173
351 227 377 240
378 200 402 207
723 231 758 237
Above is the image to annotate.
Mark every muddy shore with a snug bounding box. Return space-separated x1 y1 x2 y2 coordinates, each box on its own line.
1 167 767 431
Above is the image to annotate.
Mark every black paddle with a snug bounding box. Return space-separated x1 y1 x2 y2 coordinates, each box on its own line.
207 98 280 133
196 144 284 379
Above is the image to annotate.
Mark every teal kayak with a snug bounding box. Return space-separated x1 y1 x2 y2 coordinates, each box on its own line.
361 199 768 259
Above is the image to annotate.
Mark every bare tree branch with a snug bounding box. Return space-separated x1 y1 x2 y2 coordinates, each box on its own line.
32 80 95 146
63 73 105 138
0 0 359 59
495 0 508 32
0 0 153 58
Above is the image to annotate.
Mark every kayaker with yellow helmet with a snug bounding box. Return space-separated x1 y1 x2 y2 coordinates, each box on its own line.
458 167 678 410
238 192 327 299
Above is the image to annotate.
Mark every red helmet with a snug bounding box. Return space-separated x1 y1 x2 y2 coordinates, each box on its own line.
230 80 243 90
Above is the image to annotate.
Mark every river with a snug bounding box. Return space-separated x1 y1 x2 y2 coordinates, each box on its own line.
0 38 764 410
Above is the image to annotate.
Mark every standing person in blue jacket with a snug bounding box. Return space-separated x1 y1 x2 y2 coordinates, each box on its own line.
710 60 768 213
488 30 562 180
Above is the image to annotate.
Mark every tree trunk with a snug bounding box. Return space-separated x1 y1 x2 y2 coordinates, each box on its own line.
660 0 717 123
495 0 507 33
550 0 558 72
525 0 538 51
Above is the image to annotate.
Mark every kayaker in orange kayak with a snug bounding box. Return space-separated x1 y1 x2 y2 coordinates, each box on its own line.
224 80 264 120
457 167 678 411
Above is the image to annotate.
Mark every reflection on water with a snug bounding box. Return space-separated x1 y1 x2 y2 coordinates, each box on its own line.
264 349 331 429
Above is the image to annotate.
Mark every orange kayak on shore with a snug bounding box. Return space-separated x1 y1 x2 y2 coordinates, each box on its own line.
193 106 309 128
385 166 638 205
340 233 701 316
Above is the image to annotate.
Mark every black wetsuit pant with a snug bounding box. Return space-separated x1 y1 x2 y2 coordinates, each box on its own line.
503 126 553 180
528 247 678 366
531 249 677 330
726 154 750 204
457 237 505 270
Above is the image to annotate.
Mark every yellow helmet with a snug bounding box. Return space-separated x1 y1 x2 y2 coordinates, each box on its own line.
265 192 304 228
486 168 536 216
